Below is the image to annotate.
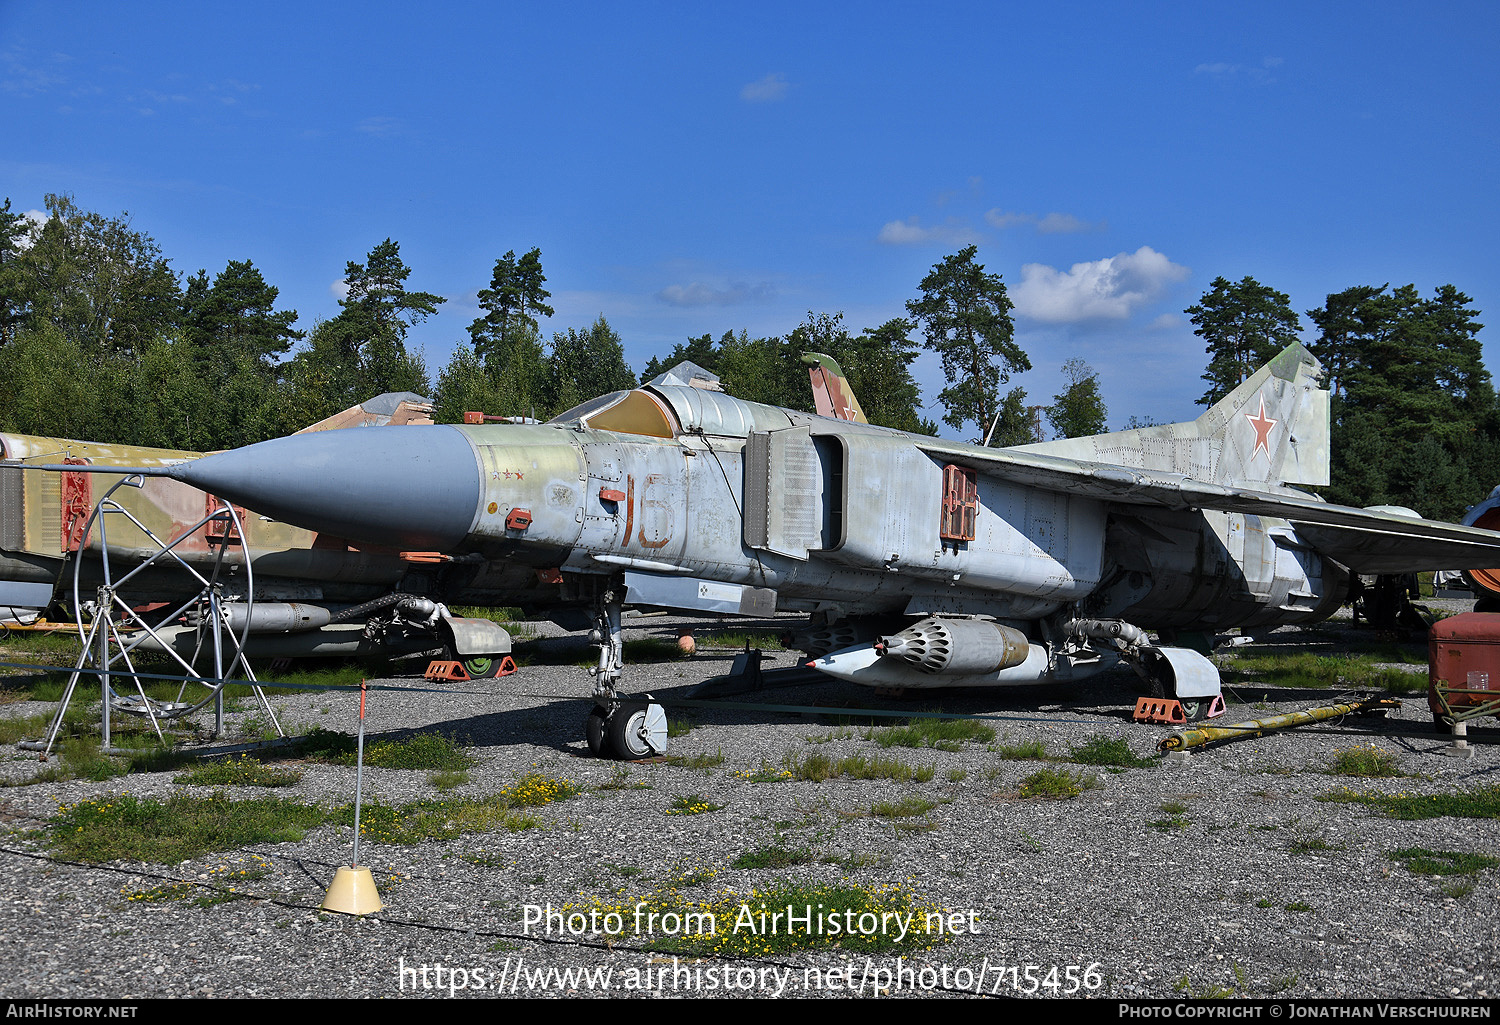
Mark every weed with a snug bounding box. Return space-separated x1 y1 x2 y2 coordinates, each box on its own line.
1326 745 1403 778
667 718 695 738
1151 800 1192 831
1285 901 1313 912
1067 734 1154 768
499 772 579 807
947 768 968 782
1443 880 1476 899
664 749 725 771
870 796 937 818
781 750 934 782
174 754 302 788
806 726 854 744
736 762 794 782
596 766 642 791
1386 847 1500 876
1319 786 1500 820
1015 767 1098 800
51 793 325 863
665 794 722 816
732 845 815 869
1287 835 1346 854
868 716 995 751
1175 974 1235 999
1254 897 1275 908
696 630 785 651
991 736 1049 761
429 769 470 791
575 879 949 957
361 732 473 771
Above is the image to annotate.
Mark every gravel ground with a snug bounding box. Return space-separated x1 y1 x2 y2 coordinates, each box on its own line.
1 607 1498 1001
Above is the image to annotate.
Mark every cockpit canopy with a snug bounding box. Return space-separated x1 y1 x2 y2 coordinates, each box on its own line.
547 389 678 439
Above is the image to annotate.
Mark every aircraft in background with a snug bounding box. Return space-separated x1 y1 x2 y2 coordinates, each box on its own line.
52 341 1500 759
0 393 514 683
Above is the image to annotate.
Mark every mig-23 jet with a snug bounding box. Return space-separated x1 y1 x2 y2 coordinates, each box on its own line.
20 343 1500 760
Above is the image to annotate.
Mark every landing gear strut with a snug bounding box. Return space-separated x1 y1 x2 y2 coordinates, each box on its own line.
584 590 667 759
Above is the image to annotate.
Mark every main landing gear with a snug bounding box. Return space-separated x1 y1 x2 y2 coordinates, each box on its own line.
584 591 668 760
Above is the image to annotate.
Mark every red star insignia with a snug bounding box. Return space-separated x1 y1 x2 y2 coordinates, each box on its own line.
1245 395 1278 459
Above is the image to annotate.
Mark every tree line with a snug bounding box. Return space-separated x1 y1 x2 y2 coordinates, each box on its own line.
0 194 1490 521
1188 275 1493 521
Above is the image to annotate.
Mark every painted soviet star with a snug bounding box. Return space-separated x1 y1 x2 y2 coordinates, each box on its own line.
1245 395 1278 459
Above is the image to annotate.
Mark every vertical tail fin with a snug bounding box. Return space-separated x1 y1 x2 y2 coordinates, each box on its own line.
803 352 868 424
1017 342 1328 489
1195 343 1328 487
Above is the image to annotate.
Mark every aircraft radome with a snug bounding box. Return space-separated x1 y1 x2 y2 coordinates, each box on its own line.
17 344 1500 760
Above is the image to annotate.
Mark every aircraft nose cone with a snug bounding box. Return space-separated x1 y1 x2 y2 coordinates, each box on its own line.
168 426 481 550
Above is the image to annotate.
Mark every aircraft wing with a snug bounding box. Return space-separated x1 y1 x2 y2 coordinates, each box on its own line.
917 442 1500 575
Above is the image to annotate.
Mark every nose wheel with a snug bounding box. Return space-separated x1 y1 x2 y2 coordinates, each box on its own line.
586 700 667 760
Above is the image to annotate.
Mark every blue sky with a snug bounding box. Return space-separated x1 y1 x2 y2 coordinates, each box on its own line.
4 1 1497 434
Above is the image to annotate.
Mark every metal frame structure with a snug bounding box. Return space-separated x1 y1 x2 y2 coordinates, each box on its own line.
32 475 282 756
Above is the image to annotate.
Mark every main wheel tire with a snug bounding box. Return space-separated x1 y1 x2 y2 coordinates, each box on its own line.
463 656 502 679
585 706 610 757
607 702 654 760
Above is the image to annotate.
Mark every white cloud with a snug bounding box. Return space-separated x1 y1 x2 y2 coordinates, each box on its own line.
1036 212 1100 234
6 210 47 252
356 115 403 137
740 73 788 102
656 280 775 307
984 209 1032 229
986 208 1102 233
1011 246 1190 323
1194 56 1283 83
876 216 981 246
329 279 350 301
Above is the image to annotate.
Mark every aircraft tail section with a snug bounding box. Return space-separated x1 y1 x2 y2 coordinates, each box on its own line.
803 353 868 424
1017 342 1328 489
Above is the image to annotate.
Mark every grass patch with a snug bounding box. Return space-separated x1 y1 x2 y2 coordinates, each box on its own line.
1287 835 1346 854
867 716 995 751
781 750 934 782
734 761 794 783
1387 847 1500 877
1067 734 1154 768
1326 745 1403 778
1319 786 1500 820
667 718 695 738
361 732 473 771
429 770 470 791
695 630 785 650
351 798 542 844
992 736 1048 761
1151 800 1192 831
664 749 725 770
665 794 722 816
870 796 938 818
577 879 950 957
1015 767 1097 800
732 845 815 869
174 753 302 788
1218 649 1426 693
51 793 326 863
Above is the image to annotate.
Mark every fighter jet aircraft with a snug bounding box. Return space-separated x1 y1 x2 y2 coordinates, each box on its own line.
24 343 1500 759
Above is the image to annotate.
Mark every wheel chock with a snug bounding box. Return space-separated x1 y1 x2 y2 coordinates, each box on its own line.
1134 697 1187 725
424 660 470 682
1134 694 1228 724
